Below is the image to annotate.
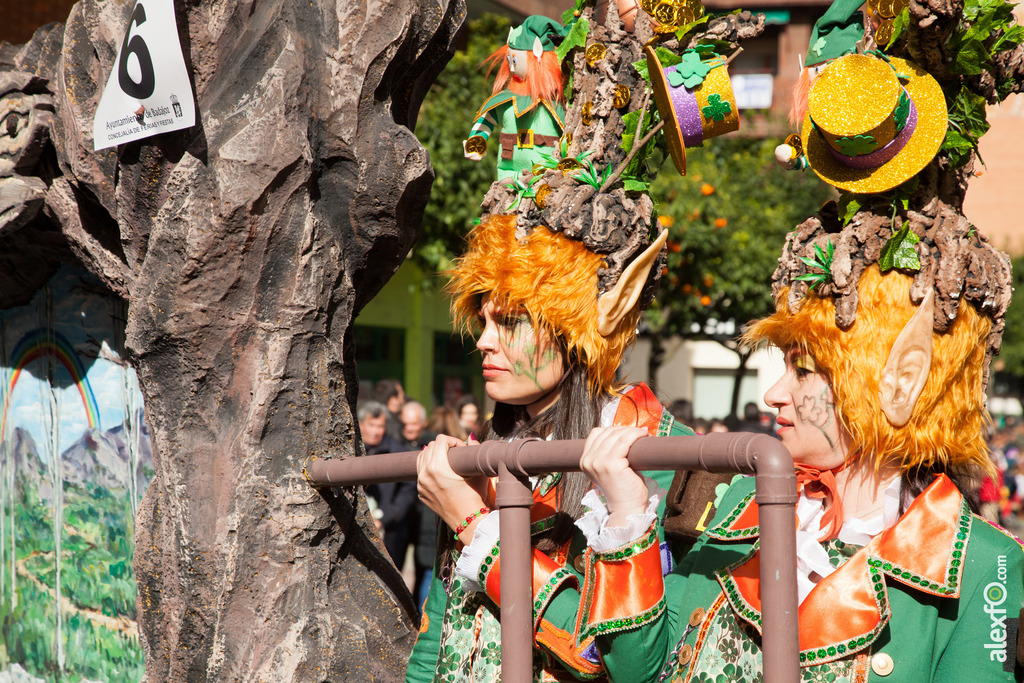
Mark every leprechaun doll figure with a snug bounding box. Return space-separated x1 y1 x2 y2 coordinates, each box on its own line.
463 16 568 181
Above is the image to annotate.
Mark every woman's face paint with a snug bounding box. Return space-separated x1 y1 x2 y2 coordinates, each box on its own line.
475 296 565 417
764 348 851 470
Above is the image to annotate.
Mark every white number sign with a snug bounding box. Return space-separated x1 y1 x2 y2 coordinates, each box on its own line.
92 0 196 151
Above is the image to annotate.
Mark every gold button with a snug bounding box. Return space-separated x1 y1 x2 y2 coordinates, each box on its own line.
688 607 706 627
676 643 693 666
871 652 894 676
573 555 586 572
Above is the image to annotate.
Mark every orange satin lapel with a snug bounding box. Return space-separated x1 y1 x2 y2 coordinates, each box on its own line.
796 550 881 650
723 474 964 650
729 549 762 614
731 498 761 532
588 544 664 624
873 474 960 585
613 384 664 435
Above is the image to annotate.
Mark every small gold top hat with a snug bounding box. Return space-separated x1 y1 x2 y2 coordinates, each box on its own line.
801 53 946 194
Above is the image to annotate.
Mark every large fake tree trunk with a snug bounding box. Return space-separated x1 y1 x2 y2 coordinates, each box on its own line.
4 0 464 678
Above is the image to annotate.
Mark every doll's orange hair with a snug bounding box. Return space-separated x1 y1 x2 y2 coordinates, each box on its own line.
744 267 993 476
483 45 565 106
790 67 811 127
446 215 638 395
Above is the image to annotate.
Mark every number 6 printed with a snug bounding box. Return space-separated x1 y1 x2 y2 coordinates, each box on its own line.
117 2 156 99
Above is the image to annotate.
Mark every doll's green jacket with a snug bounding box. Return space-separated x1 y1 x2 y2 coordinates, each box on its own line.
541 473 1024 682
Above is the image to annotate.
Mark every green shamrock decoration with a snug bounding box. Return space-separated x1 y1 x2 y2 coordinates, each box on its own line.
834 134 877 156
667 51 713 89
810 37 827 57
701 93 732 122
893 90 911 129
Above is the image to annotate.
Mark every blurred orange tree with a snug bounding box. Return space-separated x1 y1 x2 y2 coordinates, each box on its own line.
645 135 833 414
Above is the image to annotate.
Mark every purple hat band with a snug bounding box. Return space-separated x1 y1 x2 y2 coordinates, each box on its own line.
823 97 918 171
666 67 704 147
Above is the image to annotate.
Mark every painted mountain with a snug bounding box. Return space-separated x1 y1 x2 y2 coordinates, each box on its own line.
0 417 150 682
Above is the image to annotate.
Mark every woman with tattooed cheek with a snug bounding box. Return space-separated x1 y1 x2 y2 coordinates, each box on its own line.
405 214 732 683
574 266 1024 682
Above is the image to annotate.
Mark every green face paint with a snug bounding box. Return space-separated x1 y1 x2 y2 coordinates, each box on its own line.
476 297 566 416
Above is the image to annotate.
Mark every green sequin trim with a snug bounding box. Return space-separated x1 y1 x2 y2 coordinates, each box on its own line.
716 542 763 629
531 515 558 536
581 597 667 640
797 564 891 666
532 567 575 629
594 526 658 561
706 492 759 541
477 539 500 589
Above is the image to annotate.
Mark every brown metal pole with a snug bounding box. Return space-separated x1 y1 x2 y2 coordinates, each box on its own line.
494 456 535 683
306 433 800 682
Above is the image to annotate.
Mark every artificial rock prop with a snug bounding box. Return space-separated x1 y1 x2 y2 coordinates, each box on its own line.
0 0 464 679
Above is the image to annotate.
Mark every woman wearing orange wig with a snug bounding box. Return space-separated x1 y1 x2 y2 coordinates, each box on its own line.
404 214 732 683
568 239 1023 680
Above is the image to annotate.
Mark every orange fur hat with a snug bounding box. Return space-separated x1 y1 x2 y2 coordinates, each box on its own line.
446 215 641 395
744 266 993 477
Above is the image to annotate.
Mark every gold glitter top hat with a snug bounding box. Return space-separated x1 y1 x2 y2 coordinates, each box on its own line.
646 46 740 175
800 53 947 193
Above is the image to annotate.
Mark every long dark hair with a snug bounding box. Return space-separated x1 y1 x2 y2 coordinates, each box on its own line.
440 352 609 559
900 463 982 515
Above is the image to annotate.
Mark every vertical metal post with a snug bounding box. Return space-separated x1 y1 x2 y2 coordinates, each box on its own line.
495 459 534 683
755 473 801 683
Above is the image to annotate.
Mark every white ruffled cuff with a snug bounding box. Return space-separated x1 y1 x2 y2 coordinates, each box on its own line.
575 476 665 553
453 510 501 592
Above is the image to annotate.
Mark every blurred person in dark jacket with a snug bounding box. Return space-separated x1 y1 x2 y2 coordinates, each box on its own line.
360 400 416 568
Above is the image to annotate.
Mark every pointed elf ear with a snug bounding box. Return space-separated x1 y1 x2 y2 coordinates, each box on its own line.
879 289 934 426
596 230 668 336
533 36 544 61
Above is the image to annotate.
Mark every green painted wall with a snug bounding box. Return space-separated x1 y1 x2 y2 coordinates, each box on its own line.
355 260 481 407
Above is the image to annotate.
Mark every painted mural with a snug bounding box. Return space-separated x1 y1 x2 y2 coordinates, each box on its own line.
0 265 149 682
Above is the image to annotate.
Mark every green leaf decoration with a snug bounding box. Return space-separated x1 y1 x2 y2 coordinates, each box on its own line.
701 93 732 122
945 86 990 168
947 0 1024 78
888 8 910 47
556 17 590 63
795 240 834 291
878 225 921 272
838 194 862 226
834 134 877 156
674 13 712 42
632 47 682 83
809 37 827 58
622 178 650 192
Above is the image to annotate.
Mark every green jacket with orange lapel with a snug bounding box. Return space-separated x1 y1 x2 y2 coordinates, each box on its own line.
404 383 731 682
567 473 1024 682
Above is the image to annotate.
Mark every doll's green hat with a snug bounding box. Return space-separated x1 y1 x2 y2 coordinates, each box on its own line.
806 0 866 67
508 16 568 52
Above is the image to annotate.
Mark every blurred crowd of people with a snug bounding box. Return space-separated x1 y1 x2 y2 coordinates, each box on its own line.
982 417 1024 533
356 379 481 609
666 398 778 437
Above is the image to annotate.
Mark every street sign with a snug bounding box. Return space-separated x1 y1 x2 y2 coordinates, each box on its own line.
92 0 195 151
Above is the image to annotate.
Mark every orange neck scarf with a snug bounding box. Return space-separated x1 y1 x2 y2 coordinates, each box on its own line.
795 462 846 541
